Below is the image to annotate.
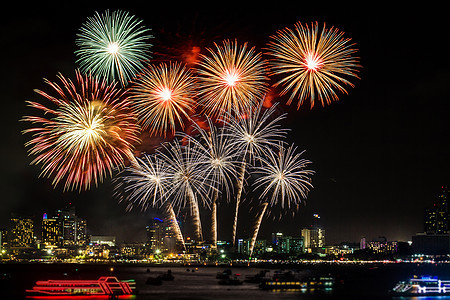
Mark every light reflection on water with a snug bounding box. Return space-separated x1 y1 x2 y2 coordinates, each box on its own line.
7 262 450 299
394 298 450 300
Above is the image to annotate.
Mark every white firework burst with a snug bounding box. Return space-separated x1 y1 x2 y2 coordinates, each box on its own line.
75 10 153 85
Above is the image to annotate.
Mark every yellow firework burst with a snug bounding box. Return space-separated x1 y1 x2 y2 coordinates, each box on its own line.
130 62 197 137
196 39 268 118
22 71 140 191
266 22 361 108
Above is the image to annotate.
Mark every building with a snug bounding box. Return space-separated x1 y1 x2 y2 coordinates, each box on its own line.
120 242 145 258
90 236 116 247
146 218 165 252
301 227 325 253
0 229 8 254
424 186 449 234
42 213 61 249
360 237 366 249
301 213 325 253
325 245 354 256
163 217 180 254
236 238 267 256
287 236 304 255
52 206 88 248
145 217 183 254
216 240 232 254
275 234 304 255
412 233 450 255
41 207 88 249
59 207 77 247
76 219 88 246
366 237 398 254
253 240 267 256
237 238 250 255
271 232 284 248
412 186 450 255
9 215 35 253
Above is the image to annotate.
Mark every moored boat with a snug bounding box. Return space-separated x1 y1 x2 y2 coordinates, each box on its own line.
25 276 135 298
392 276 450 296
259 273 334 291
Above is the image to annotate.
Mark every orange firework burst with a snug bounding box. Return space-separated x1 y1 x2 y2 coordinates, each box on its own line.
196 39 268 118
266 22 361 108
130 62 196 136
22 71 140 191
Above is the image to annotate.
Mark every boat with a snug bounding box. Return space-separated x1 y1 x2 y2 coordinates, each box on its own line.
391 276 450 296
25 276 135 298
259 273 334 291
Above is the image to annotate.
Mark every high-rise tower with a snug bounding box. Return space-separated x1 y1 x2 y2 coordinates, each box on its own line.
424 186 449 234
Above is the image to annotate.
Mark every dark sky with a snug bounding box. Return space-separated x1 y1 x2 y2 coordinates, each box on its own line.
1 3 449 245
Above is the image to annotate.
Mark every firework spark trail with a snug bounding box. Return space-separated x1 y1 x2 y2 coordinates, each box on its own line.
130 62 197 136
164 201 186 251
196 39 268 119
75 10 153 86
266 21 361 108
22 71 140 191
221 99 288 246
185 117 239 246
187 185 203 241
210 191 218 248
249 143 314 256
231 163 246 248
249 202 268 257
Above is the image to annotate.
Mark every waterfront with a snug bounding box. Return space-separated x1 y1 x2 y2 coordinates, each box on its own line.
3 262 450 299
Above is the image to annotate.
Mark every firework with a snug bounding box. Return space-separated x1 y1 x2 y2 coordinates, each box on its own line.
158 138 215 241
196 39 268 118
253 144 314 209
75 10 153 86
115 153 185 250
249 143 314 255
186 117 239 247
22 71 140 191
116 154 172 211
266 22 361 108
221 98 287 246
130 62 197 136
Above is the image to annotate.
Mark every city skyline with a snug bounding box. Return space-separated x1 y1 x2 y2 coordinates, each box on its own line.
1 4 449 245
2 189 447 246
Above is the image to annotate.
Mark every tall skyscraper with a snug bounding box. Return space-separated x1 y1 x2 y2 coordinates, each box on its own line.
76 219 88 246
301 228 325 250
0 228 8 253
146 218 165 252
42 213 61 249
424 186 449 234
43 206 88 248
301 213 325 253
58 207 77 247
10 215 35 252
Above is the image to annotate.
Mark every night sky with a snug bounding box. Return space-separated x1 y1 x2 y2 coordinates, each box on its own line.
1 3 449 245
